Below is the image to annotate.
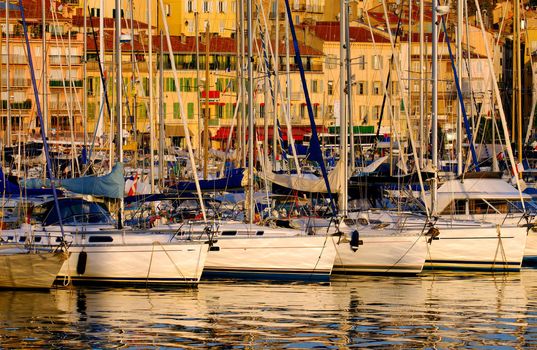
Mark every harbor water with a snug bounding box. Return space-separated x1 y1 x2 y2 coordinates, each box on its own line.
2 270 537 348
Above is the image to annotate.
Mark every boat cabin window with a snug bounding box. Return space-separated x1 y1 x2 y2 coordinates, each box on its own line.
441 199 510 215
34 236 42 242
18 236 26 243
256 231 264 236
88 236 114 243
221 230 237 236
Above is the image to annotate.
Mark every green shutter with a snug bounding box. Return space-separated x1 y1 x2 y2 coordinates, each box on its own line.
173 102 180 119
187 102 194 119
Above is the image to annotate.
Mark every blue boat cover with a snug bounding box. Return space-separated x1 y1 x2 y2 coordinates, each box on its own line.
59 162 125 199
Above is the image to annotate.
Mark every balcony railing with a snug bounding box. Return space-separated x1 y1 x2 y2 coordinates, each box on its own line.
50 55 83 65
49 80 83 87
2 99 32 110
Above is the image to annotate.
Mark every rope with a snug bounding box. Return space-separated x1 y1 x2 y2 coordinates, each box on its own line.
146 241 187 286
492 224 509 270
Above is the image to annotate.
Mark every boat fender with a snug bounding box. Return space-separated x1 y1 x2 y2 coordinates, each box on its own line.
77 251 87 275
350 230 363 252
426 227 440 243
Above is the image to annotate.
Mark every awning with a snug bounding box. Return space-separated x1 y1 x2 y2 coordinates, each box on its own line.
165 125 191 137
211 125 321 142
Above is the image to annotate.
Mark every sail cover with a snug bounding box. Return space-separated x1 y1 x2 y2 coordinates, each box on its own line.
260 160 346 194
59 163 125 199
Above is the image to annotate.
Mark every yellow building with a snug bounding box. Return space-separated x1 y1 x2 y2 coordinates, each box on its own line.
0 0 84 145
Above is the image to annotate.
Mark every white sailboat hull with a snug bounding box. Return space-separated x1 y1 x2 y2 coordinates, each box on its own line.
204 235 336 281
332 234 427 274
1 228 208 285
424 224 527 271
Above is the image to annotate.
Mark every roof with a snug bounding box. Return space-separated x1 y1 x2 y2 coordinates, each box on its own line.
300 22 390 43
86 34 323 56
434 178 529 213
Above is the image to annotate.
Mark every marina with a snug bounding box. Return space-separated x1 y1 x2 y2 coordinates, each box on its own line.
2 0 537 347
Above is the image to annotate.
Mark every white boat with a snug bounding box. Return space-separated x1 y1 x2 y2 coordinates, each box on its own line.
423 177 536 264
153 221 337 281
0 246 68 289
290 215 427 275
365 211 528 272
1 198 208 285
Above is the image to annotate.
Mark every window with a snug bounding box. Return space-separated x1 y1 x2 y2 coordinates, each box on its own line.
218 0 226 13
112 8 124 19
372 55 382 70
391 81 398 94
164 77 176 92
359 105 368 123
173 102 180 119
356 55 365 70
300 104 306 118
326 55 337 69
90 8 100 17
312 79 318 93
372 81 381 95
203 0 210 12
217 104 224 118
164 3 171 16
187 0 194 12
259 103 265 119
187 102 195 119
372 105 381 119
327 80 333 95
356 81 367 95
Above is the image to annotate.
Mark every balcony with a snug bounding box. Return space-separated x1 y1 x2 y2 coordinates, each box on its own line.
2 54 27 64
2 99 32 110
50 55 83 66
49 80 83 88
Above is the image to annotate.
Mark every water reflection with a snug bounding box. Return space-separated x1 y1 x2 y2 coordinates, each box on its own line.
0 271 537 348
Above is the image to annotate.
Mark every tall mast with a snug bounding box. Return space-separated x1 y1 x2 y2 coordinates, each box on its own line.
5 0 10 146
431 0 438 215
273 0 279 170
83 0 87 150
235 3 242 168
130 0 137 166
41 0 47 138
148 0 155 192
241 0 247 168
515 0 522 169
345 0 354 172
203 24 210 180
195 12 202 163
159 30 164 187
247 0 254 223
115 0 124 226
339 0 348 216
419 0 424 167
456 0 462 175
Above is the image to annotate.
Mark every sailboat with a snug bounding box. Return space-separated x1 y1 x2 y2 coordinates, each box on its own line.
147 0 337 282
367 0 529 271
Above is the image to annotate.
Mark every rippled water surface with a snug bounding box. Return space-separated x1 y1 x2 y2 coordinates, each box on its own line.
2 270 537 348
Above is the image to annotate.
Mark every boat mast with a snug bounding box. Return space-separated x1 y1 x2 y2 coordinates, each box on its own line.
5 0 10 146
431 0 438 216
203 24 210 180
345 0 354 173
148 0 155 192
456 0 462 176
339 0 348 216
273 0 279 170
83 0 87 152
247 0 254 223
195 12 202 163
419 0 424 168
115 0 124 226
515 0 522 171
41 0 47 139
159 30 164 187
